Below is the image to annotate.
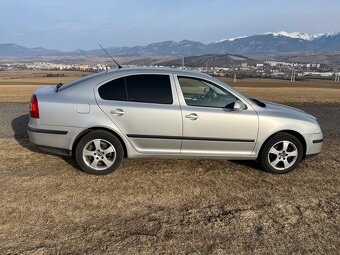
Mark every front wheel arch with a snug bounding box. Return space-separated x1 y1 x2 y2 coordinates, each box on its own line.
257 130 307 160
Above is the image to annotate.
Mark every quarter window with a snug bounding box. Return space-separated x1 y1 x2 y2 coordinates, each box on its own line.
98 74 173 104
178 76 238 108
98 77 127 101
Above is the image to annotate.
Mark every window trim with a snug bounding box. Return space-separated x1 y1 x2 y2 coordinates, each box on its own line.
98 74 174 105
177 75 242 109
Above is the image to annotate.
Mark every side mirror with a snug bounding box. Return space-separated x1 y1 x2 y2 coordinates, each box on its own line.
203 87 211 94
233 100 246 111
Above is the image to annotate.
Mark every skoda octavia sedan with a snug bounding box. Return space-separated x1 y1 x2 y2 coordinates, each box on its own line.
28 67 323 175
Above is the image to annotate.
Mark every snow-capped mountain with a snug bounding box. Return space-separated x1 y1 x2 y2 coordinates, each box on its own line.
208 31 340 55
221 31 338 42
263 31 322 40
1 31 340 56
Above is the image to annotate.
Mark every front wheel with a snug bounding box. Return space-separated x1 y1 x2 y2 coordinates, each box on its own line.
259 132 304 174
75 131 124 175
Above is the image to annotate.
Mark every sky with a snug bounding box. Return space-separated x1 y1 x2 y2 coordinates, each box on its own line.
0 0 340 51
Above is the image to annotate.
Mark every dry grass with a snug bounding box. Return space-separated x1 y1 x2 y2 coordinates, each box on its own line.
236 87 340 104
221 77 340 104
0 138 339 254
0 85 44 103
0 70 92 80
0 71 339 103
219 77 340 88
0 70 90 103
0 71 339 253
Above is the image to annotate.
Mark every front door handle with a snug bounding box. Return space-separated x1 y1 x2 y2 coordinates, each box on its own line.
110 109 125 116
185 113 199 120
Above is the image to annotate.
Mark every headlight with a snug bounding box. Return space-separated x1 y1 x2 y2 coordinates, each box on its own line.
315 125 322 134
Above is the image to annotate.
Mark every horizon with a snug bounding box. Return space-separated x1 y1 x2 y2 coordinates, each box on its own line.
1 0 340 50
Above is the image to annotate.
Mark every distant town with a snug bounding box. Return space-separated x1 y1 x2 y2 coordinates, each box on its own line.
1 59 340 82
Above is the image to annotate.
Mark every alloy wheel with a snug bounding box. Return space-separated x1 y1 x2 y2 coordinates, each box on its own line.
82 139 116 170
268 140 298 171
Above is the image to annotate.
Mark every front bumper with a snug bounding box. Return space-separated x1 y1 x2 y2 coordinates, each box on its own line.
303 132 323 156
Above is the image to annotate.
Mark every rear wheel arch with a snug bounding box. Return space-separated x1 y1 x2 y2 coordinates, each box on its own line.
72 127 128 158
258 130 307 159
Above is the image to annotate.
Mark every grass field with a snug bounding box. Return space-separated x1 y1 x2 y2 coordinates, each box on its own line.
221 77 340 104
0 70 339 254
0 70 90 102
0 138 339 254
0 70 339 103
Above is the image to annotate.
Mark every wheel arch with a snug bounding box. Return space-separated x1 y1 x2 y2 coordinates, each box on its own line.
258 130 307 160
72 127 128 158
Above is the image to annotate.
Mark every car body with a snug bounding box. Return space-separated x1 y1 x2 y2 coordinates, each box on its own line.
28 67 323 174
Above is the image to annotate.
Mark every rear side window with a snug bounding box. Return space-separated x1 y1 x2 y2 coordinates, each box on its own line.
98 74 173 104
126 75 172 104
98 77 127 101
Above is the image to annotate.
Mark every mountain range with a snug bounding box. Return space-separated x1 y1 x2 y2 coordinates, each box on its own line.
1 31 340 57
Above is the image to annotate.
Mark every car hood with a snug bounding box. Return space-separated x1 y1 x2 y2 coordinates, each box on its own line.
261 101 316 121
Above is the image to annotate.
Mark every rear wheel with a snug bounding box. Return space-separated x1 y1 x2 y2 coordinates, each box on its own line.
259 132 304 174
75 131 124 175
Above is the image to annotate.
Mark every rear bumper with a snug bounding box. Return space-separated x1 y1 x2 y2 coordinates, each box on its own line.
27 126 68 135
27 124 79 154
303 132 323 156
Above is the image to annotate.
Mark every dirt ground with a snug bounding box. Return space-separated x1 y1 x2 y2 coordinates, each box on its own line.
0 72 339 254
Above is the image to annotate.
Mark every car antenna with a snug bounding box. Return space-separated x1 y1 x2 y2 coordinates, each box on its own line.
99 44 122 69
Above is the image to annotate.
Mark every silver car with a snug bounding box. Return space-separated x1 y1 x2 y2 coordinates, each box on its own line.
28 67 323 175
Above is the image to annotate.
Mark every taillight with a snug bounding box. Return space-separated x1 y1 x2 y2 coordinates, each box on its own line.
30 95 39 119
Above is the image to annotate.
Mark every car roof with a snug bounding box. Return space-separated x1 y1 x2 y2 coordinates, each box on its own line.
106 66 212 78
58 66 212 92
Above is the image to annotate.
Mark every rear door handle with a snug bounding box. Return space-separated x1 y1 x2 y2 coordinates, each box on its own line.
110 109 125 116
185 113 199 120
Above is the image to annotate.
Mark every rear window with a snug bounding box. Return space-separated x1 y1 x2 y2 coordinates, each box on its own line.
98 74 173 104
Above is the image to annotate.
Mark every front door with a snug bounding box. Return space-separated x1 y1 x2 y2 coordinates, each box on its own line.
175 75 258 158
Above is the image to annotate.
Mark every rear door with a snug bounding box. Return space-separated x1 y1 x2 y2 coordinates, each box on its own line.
96 73 182 155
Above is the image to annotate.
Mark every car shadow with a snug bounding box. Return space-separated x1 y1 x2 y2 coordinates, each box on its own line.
11 114 79 170
230 160 264 172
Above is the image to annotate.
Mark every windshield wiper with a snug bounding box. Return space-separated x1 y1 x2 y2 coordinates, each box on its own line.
55 83 63 92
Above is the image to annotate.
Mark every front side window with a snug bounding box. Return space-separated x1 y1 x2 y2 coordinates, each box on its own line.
178 76 238 108
98 74 173 104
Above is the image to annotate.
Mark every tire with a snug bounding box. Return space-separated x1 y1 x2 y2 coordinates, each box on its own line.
259 132 304 174
75 130 124 175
